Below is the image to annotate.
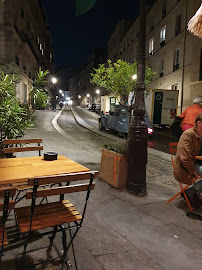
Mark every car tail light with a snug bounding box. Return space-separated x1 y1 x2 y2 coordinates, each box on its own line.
147 128 153 134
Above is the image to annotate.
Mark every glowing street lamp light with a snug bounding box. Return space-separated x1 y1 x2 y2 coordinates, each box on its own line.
78 95 81 99
62 93 64 97
96 89 100 94
132 74 137 80
52 77 57 84
59 89 63 94
87 94 90 98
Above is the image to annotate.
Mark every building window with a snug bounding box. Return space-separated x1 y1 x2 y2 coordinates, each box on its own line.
23 65 26 73
172 84 178 90
149 38 154 56
173 49 180 71
200 49 202 81
175 14 182 36
160 25 166 47
162 0 167 18
150 16 154 31
159 59 164 77
21 8 24 18
23 83 27 104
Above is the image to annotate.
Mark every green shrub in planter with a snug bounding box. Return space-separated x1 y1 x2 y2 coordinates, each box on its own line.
103 142 128 155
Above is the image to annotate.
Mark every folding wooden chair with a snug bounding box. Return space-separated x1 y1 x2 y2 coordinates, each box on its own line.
3 139 43 204
0 187 16 262
166 142 198 212
3 138 43 157
15 171 98 269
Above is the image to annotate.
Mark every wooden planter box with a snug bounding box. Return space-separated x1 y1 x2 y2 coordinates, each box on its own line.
99 148 128 188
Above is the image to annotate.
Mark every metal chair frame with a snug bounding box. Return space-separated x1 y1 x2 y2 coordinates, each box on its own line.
0 188 16 263
16 171 97 270
166 142 200 213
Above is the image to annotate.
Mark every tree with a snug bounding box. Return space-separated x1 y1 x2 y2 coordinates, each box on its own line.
90 59 154 107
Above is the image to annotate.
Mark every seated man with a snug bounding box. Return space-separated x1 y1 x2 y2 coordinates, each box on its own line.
173 113 202 208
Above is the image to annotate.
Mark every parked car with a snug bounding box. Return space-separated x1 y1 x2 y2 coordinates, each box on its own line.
98 105 153 137
95 104 101 114
91 104 96 112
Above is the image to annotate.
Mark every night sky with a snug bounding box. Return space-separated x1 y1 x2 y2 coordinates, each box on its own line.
43 0 145 69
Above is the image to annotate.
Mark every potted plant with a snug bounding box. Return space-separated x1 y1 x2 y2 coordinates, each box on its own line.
99 142 128 188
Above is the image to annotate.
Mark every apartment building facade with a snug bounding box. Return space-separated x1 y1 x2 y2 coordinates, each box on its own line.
0 0 53 103
108 0 202 123
69 49 107 107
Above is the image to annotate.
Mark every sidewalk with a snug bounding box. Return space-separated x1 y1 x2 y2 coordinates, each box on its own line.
2 109 202 270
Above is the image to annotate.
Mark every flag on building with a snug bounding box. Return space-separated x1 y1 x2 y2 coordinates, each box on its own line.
76 0 96 16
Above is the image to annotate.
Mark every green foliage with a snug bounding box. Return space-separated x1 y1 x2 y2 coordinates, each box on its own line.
0 67 49 143
29 67 49 108
0 72 33 140
32 91 49 110
103 142 128 155
90 59 154 105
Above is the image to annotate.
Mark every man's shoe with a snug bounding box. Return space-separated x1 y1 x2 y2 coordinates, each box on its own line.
180 191 200 209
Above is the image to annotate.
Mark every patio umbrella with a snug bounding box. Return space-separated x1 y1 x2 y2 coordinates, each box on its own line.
188 4 202 39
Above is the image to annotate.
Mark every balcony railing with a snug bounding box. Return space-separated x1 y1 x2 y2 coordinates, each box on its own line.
173 63 179 71
15 56 19 66
175 28 181 36
160 40 165 47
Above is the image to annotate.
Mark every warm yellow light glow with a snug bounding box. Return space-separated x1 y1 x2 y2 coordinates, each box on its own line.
62 93 64 96
87 94 90 98
96 89 100 94
59 89 63 94
78 95 81 99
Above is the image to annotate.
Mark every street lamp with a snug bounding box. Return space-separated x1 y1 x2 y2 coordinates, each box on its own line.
59 89 63 94
127 0 147 195
78 95 81 99
52 77 57 84
132 74 137 80
51 77 57 111
96 89 100 94
87 94 90 98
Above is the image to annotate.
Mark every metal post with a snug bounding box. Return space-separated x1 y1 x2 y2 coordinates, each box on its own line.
127 0 147 195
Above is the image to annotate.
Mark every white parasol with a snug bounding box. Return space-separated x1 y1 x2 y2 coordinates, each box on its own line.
188 4 202 39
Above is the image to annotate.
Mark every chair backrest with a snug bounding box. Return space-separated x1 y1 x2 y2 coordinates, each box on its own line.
26 171 98 199
169 142 178 167
26 171 98 231
3 139 43 156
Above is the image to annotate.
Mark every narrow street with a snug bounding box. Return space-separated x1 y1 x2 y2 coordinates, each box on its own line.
66 106 179 154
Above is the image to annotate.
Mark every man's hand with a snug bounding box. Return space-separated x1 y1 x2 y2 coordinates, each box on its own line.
194 173 201 179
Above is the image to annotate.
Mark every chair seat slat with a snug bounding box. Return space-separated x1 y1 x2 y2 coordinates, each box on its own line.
16 201 82 233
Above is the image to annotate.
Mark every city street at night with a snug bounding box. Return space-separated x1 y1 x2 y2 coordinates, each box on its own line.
1 107 201 270
0 0 202 269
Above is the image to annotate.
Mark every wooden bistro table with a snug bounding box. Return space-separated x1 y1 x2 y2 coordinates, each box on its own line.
0 155 90 185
